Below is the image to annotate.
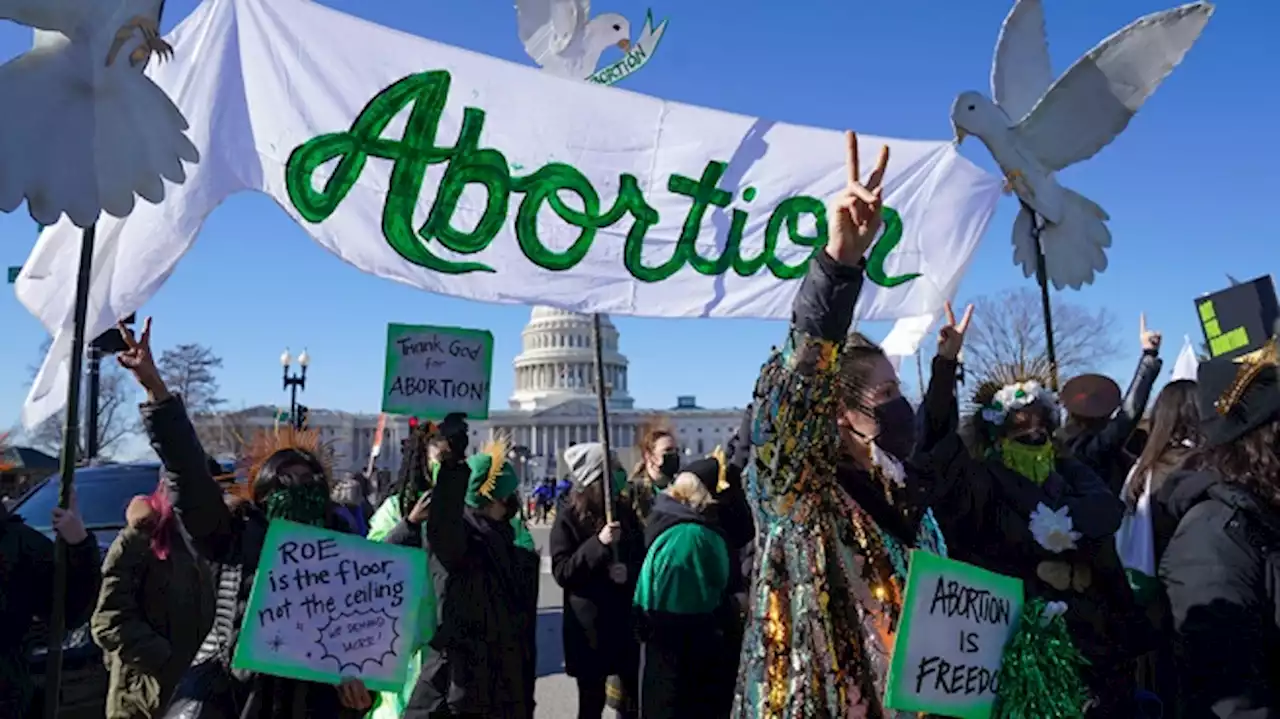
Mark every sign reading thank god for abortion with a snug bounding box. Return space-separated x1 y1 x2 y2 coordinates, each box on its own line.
381 323 494 420
231 520 427 692
884 551 1024 719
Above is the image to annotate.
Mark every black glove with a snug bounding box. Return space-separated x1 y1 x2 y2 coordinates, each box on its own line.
437 412 469 460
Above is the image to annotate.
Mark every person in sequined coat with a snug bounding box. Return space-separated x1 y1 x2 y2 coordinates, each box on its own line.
731 133 943 719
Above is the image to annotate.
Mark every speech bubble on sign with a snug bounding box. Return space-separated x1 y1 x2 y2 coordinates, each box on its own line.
231 521 426 693
316 609 401 674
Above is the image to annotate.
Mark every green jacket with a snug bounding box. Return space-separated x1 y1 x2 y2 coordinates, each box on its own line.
634 522 730 618
91 525 211 719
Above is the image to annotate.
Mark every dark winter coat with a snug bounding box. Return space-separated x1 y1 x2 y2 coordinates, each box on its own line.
1158 470 1280 719
1064 351 1163 494
549 493 645 680
634 493 739 719
91 510 211 718
0 503 100 717
404 458 539 719
142 395 367 719
914 357 1147 683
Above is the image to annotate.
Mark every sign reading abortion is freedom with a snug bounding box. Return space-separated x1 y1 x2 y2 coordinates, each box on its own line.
382 323 494 420
884 551 1024 719
232 520 427 692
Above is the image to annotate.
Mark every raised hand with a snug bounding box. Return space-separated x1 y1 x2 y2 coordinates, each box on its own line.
117 317 168 399
825 131 890 267
1140 313 1162 353
938 301 975 361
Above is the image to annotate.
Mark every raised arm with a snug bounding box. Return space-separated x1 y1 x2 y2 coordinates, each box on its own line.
116 318 231 557
1073 316 1163 483
424 415 471 573
749 131 887 496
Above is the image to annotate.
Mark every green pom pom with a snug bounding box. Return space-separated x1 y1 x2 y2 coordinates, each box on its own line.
995 599 1090 719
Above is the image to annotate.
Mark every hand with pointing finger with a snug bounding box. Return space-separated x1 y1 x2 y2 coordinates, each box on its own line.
938 301 974 361
1140 313 1162 354
825 130 890 267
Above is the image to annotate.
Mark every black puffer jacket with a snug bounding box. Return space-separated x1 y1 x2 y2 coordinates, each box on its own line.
143 396 365 719
404 459 539 719
549 493 644 680
1064 351 1162 495
1158 470 1280 719
0 503 100 717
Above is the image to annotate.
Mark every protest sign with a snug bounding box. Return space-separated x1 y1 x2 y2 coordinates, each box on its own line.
382 323 493 420
231 520 427 692
884 551 1024 719
1196 275 1279 361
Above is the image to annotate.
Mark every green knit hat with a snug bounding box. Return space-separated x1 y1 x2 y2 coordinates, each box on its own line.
464 438 520 508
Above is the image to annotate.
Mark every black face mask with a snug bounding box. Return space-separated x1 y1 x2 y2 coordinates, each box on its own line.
657 452 680 484
1013 430 1050 446
872 397 917 461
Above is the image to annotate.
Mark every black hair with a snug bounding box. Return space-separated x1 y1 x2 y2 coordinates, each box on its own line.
396 428 434 518
836 332 889 414
251 449 327 503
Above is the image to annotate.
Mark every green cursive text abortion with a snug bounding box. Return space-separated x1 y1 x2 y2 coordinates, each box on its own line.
285 71 921 287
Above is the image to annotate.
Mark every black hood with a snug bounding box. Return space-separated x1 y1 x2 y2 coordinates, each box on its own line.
1158 469 1280 537
644 493 717 548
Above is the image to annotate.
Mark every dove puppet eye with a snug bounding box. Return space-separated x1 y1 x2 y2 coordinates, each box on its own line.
613 24 621 31
967 104 976 111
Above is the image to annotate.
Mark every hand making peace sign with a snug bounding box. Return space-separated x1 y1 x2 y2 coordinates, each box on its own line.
116 316 168 399
938 301 975 361
825 131 890 267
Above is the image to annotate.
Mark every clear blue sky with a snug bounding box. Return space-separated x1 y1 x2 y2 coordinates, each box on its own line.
1 0 1275 458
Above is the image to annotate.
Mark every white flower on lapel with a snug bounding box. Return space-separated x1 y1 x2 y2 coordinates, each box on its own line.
1029 502 1081 553
1039 600 1069 626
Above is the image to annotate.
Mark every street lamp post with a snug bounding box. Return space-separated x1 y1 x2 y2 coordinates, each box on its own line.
281 349 310 429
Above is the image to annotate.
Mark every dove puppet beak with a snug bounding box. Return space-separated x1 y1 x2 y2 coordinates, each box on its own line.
953 126 968 144
617 38 631 52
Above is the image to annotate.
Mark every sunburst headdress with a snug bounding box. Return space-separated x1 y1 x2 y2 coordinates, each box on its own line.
1215 336 1279 416
239 424 336 488
971 358 1059 426
475 433 511 502
710 445 729 492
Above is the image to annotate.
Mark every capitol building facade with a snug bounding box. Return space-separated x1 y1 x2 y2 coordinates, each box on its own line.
196 308 745 485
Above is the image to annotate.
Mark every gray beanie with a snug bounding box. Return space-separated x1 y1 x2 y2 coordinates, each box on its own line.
563 442 622 491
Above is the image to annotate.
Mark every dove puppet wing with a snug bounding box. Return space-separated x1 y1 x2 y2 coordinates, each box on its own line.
1014 1 1214 173
0 0 198 229
515 0 587 67
990 0 1053 124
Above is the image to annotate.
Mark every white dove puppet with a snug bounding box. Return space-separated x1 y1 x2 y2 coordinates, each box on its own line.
951 0 1213 290
0 0 198 229
515 0 632 80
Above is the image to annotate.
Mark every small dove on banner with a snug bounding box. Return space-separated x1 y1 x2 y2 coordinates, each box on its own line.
514 0 630 80
1171 335 1199 382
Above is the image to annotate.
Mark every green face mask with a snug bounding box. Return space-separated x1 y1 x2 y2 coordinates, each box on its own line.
262 483 329 526
998 438 1056 485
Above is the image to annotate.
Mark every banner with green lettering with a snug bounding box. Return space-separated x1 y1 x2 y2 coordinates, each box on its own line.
16 0 1002 429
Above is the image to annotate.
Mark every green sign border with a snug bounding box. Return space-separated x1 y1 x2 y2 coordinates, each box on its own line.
230 520 427 693
381 322 494 420
883 550 1025 719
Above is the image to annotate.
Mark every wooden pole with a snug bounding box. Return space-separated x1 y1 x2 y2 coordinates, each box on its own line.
591 314 616 530
44 224 96 719
1023 202 1060 391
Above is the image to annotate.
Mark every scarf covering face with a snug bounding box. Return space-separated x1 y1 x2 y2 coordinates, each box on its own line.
997 439 1057 485
261 482 330 526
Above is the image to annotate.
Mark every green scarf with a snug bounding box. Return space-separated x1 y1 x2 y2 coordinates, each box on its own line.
261 483 329 526
997 440 1056 485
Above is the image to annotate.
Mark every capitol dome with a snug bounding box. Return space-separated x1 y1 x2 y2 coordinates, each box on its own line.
509 306 633 411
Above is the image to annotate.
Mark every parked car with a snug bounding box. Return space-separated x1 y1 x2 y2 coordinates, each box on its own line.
12 460 232 718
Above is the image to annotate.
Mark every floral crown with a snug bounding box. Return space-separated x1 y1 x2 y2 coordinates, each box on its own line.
971 359 1059 427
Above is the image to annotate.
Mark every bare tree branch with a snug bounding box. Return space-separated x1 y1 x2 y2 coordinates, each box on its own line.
158 343 225 415
194 408 260 459
962 288 1121 382
23 338 139 459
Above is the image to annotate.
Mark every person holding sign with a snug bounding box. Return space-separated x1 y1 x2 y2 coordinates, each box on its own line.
915 304 1145 717
732 133 943 718
115 318 373 718
403 424 540 719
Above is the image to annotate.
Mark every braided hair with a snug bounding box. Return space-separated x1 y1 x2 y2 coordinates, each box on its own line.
396 424 438 518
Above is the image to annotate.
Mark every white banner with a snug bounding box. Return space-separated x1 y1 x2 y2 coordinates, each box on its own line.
15 0 1000 428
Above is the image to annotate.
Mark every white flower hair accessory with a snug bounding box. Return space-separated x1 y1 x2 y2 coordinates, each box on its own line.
1029 502 1082 553
981 380 1059 426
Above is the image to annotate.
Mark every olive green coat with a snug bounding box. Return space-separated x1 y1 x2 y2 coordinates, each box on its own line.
91 523 212 719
